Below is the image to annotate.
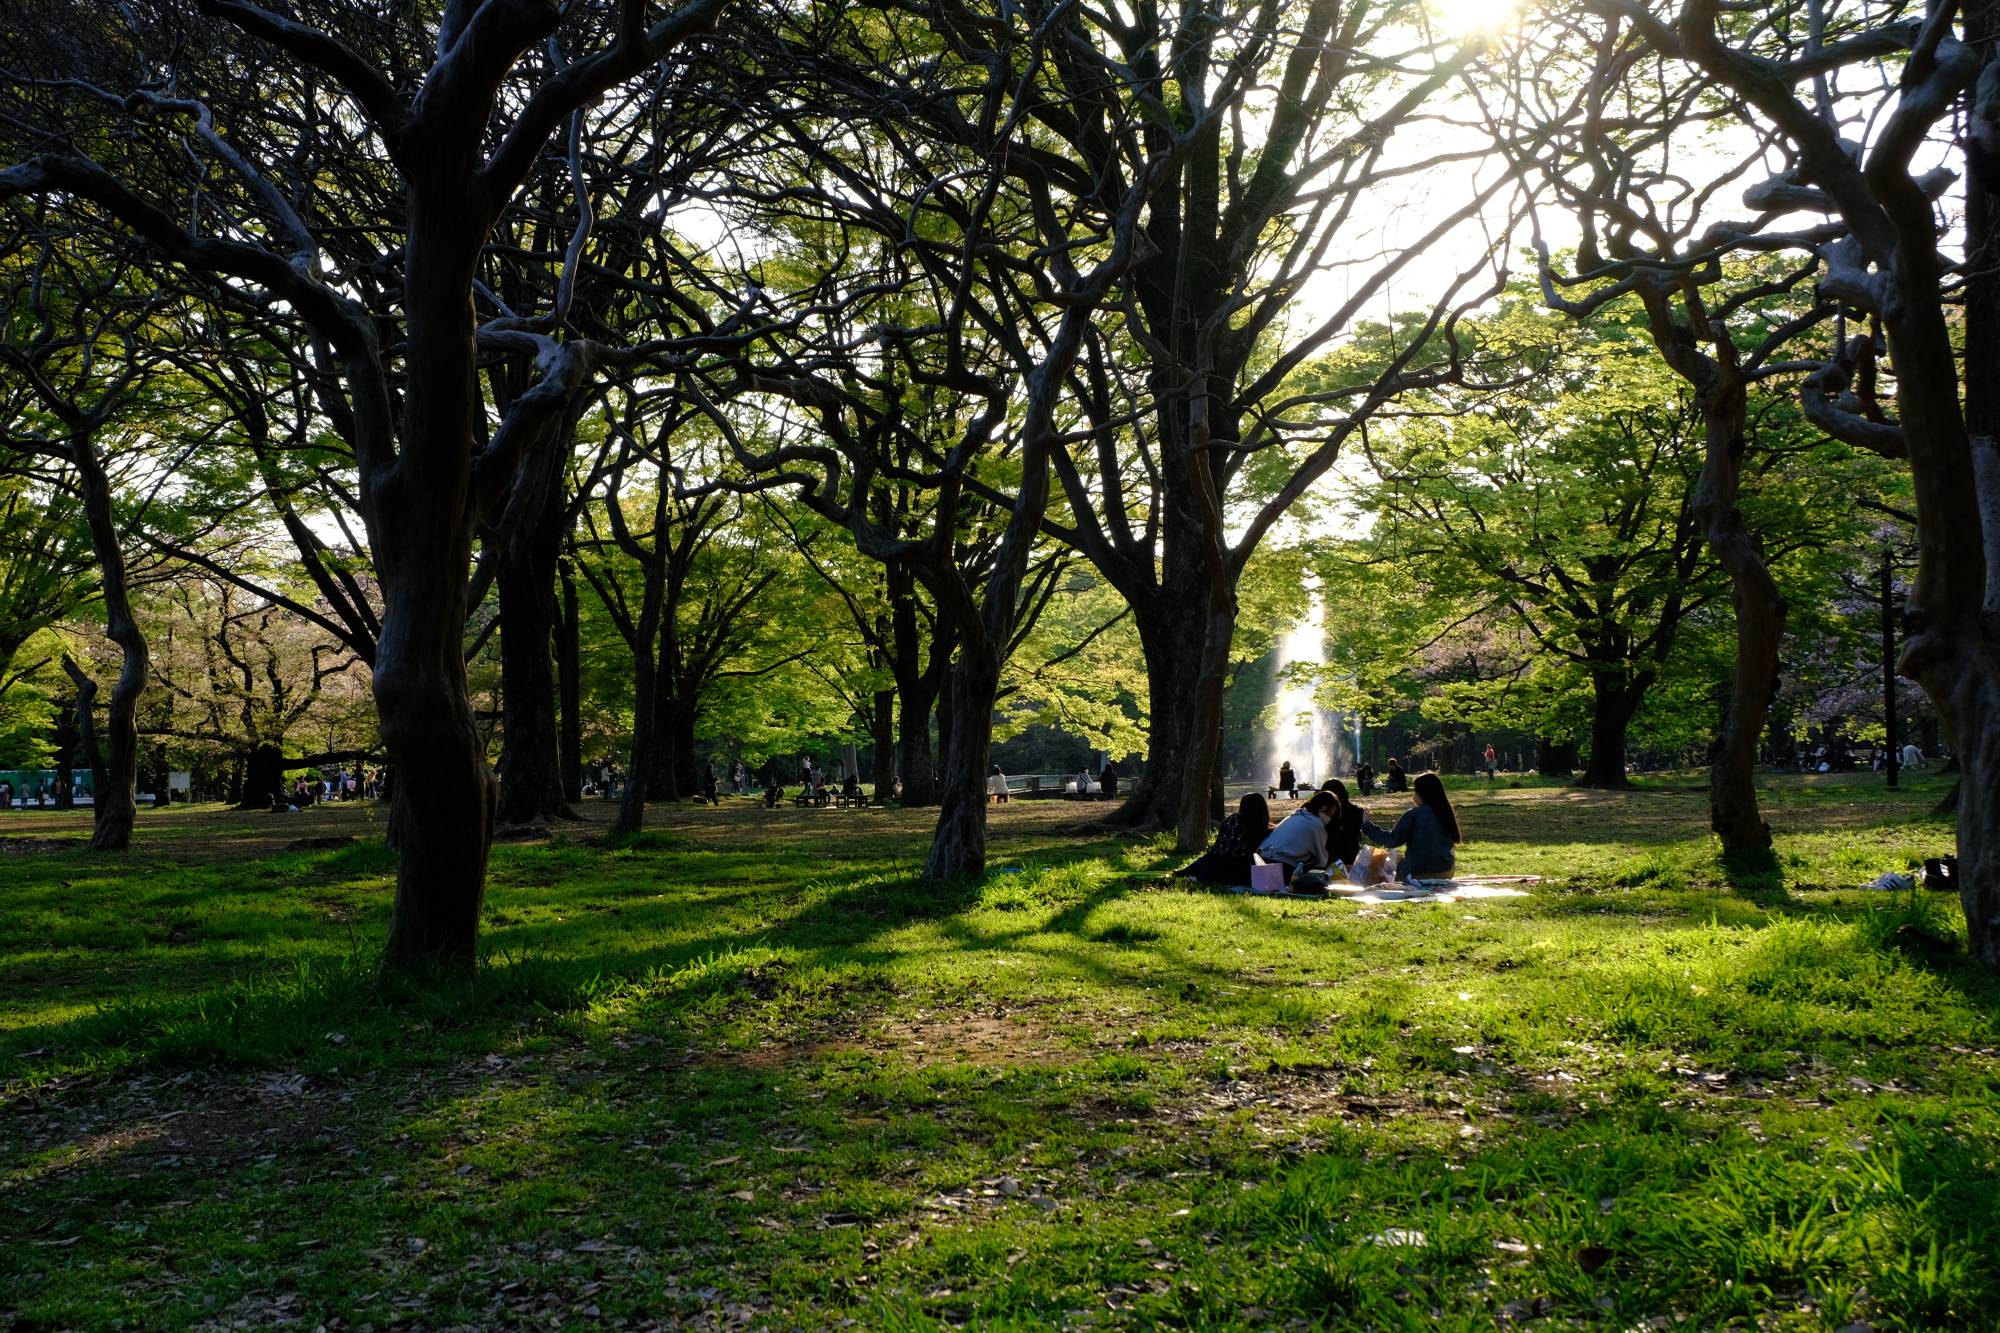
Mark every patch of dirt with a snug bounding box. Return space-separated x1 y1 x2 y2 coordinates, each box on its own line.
285 835 357 852
2 1067 348 1208
867 1013 1074 1067
311 894 365 924
0 837 76 855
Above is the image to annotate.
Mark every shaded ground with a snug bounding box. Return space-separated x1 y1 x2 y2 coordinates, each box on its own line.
2 773 1995 1329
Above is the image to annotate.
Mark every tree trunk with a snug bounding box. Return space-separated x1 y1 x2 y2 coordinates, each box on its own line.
1103 584 1207 832
670 697 699 799
53 700 76 809
923 645 1000 880
640 651 695 802
375 557 497 966
889 568 943 806
1579 672 1642 788
870 687 895 802
1172 586 1237 853
69 431 144 851
1691 394 1781 853
60 656 104 809
557 558 583 804
616 649 658 837
494 438 576 825
237 742 286 810
895 687 938 805
1932 27 2000 966
1536 737 1578 778
374 199 497 971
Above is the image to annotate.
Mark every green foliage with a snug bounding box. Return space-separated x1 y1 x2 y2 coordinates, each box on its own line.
1305 294 1911 767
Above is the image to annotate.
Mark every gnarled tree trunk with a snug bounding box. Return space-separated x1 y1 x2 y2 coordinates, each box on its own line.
69 430 144 851
557 557 583 804
1935 48 2000 965
495 435 576 826
923 646 1001 879
375 197 497 970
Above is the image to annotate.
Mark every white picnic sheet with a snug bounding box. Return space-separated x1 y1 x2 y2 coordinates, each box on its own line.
1221 874 1540 905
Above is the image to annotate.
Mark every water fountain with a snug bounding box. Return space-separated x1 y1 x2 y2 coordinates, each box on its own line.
1266 586 1328 789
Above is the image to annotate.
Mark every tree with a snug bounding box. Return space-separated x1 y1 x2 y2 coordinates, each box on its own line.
992 0 1521 850
142 576 371 806
1577 0 2000 960
691 0 1176 877
0 237 174 849
1355 306 1725 786
576 400 806 833
1 0 731 965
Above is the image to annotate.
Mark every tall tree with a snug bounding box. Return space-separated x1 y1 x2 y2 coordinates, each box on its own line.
0 239 171 849
0 0 731 965
1582 0 2000 961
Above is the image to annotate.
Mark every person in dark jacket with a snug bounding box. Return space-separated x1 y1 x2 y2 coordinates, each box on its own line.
1181 793 1273 885
1277 760 1296 799
1363 771 1462 880
1316 779 1366 867
1099 760 1120 800
1384 758 1408 792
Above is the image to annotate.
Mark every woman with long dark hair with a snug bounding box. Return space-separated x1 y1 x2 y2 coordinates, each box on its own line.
1363 771 1462 880
1181 792 1273 884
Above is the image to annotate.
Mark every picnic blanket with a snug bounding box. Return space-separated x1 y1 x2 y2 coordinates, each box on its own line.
1212 874 1540 905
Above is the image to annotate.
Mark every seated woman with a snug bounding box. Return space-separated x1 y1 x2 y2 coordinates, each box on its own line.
1181 793 1272 885
1259 790 1340 882
1315 779 1366 867
841 773 862 806
1362 771 1462 881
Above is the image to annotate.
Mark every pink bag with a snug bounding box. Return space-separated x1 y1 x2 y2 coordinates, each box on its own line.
1249 861 1285 894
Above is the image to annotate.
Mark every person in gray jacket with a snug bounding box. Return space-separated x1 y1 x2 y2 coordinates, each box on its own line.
1259 790 1340 880
1363 772 1462 880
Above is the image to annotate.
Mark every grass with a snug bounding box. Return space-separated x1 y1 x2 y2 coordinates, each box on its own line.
2 772 1996 1329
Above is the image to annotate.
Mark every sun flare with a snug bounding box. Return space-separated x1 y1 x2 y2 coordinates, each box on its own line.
1426 0 1522 38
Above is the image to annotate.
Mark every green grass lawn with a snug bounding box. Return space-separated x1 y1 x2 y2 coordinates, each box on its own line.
2 773 1995 1330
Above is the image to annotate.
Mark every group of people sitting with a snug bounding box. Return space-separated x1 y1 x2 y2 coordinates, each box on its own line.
1184 770 1461 890
764 771 867 809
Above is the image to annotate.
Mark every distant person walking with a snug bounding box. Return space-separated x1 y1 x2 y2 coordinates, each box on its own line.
1483 744 1498 781
988 764 1010 804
